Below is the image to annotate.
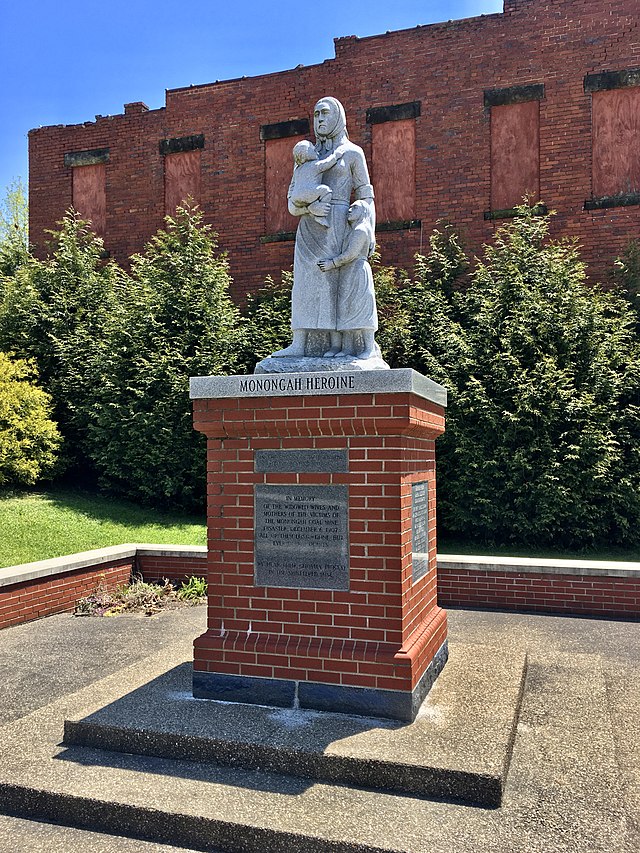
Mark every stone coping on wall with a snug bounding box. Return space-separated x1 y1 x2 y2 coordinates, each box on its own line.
0 544 207 589
437 553 640 578
2 544 639 589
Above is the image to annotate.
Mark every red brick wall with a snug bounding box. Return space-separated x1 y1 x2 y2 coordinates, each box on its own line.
192 392 447 693
1 546 638 633
0 559 133 631
29 0 640 299
438 567 640 618
136 553 207 585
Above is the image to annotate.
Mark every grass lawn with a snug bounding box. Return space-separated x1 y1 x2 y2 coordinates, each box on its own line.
1 487 206 569
3 487 638 570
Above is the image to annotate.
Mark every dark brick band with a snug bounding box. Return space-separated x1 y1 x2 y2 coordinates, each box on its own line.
159 134 204 156
366 101 421 124
584 68 640 93
484 204 548 221
260 119 310 141
484 84 544 108
376 219 421 232
260 231 296 244
64 148 110 168
584 192 640 211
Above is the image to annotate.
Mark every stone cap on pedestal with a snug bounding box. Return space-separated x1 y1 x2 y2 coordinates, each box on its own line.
190 368 447 407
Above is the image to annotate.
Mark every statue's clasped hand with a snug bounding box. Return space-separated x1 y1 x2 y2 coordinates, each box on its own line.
308 200 330 218
317 258 336 272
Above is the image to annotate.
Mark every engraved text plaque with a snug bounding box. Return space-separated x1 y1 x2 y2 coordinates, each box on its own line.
412 480 429 583
255 484 349 590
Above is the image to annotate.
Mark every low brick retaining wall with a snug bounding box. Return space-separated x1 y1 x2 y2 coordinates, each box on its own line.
0 546 638 631
437 555 640 619
0 545 206 631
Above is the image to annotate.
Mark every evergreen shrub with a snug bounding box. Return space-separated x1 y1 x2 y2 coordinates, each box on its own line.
0 212 122 473
411 209 640 548
86 205 242 509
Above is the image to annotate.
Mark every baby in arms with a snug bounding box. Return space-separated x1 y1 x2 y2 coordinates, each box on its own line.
288 140 346 227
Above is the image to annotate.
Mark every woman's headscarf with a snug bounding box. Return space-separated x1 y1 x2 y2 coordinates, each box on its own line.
314 97 348 145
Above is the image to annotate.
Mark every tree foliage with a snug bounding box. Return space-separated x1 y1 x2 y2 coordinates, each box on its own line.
0 212 121 472
371 260 414 368
411 209 640 549
3 194 640 548
0 179 29 276
0 353 61 487
239 273 294 372
613 238 640 327
85 205 241 508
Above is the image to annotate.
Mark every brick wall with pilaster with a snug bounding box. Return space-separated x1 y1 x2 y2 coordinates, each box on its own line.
437 567 640 618
192 392 446 693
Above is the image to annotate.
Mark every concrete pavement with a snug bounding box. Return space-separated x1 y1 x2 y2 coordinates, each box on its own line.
0 604 637 852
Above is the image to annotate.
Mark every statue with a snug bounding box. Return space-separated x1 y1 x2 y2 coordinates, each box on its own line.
267 97 388 369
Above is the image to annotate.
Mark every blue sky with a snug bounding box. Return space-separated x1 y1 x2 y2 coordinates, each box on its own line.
0 1 502 196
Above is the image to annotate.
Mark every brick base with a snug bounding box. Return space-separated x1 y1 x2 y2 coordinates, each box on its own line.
191 370 448 721
193 639 448 722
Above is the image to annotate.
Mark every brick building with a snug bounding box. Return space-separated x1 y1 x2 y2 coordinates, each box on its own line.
29 0 640 301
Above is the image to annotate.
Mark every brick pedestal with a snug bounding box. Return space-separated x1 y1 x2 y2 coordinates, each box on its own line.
190 369 447 721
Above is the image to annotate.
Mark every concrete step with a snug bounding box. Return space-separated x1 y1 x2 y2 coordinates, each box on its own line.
62 642 526 808
0 640 627 853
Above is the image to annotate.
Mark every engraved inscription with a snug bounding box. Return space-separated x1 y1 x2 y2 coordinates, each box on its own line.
412 480 429 583
239 374 355 395
255 485 349 590
255 449 348 474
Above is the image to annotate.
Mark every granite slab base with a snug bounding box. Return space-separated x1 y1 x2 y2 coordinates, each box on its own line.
63 641 525 808
192 642 449 723
255 354 390 373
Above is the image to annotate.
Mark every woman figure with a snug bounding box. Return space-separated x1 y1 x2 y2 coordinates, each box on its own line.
317 200 378 359
272 97 375 358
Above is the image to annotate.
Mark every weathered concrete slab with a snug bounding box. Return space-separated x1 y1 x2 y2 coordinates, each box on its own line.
0 608 633 853
0 644 625 853
63 642 525 807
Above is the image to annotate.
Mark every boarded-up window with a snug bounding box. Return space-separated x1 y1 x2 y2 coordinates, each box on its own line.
372 119 416 222
265 136 304 233
164 150 201 215
592 88 640 198
72 163 106 237
490 101 540 211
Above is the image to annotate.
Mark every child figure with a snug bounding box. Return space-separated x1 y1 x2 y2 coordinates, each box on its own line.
317 200 379 359
288 140 346 227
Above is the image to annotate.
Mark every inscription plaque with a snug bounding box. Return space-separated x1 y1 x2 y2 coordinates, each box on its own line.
412 480 429 583
255 449 348 474
255 485 349 590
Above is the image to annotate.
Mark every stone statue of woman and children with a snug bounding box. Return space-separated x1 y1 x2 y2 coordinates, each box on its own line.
256 97 389 373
